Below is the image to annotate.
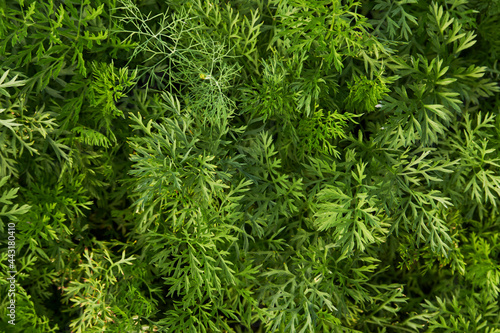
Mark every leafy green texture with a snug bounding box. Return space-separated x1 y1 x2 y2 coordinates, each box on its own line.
0 0 499 332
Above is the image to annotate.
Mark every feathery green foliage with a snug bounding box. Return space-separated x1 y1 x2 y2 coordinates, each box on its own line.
0 0 499 332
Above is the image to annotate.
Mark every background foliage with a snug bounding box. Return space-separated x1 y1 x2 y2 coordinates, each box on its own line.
0 0 499 332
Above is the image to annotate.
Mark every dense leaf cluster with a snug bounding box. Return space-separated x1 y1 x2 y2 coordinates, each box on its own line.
0 0 499 332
